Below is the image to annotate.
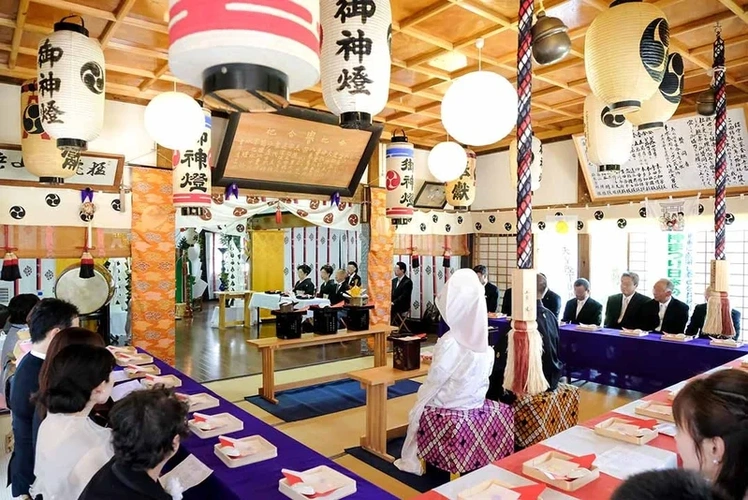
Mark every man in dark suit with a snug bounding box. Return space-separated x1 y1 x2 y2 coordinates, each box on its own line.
561 278 603 325
642 278 690 334
473 265 500 313
604 271 651 330
686 286 741 338
488 273 563 402
390 261 413 321
501 280 561 318
328 269 349 305
10 298 79 498
501 287 512 316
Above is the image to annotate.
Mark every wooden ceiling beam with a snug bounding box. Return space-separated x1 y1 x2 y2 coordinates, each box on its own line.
139 62 170 92
671 11 734 37
690 33 748 56
99 0 138 49
30 0 116 21
8 0 30 69
398 0 455 29
450 0 513 27
716 0 748 24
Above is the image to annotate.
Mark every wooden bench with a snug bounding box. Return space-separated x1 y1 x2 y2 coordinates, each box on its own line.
247 325 396 403
216 291 252 330
348 363 429 462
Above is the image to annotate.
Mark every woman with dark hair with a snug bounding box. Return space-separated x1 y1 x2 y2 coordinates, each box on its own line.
293 264 316 297
612 469 727 500
30 344 115 500
318 264 335 298
79 388 190 500
346 261 361 288
1 293 40 397
673 369 748 500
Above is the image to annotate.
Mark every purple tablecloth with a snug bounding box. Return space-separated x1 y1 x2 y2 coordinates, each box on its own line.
113 353 396 500
438 318 748 393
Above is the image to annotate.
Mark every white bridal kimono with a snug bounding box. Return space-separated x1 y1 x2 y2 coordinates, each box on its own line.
395 269 495 475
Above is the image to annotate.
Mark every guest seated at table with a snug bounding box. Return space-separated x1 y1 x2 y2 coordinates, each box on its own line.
561 278 603 325
673 369 748 500
35 327 108 428
473 265 499 313
488 273 563 403
345 261 362 288
642 278 690 334
604 271 650 330
329 269 349 305
1 293 39 399
501 275 561 318
395 269 495 475
9 298 79 499
612 469 727 500
292 264 316 297
79 388 190 500
318 265 335 298
30 344 116 500
686 286 741 338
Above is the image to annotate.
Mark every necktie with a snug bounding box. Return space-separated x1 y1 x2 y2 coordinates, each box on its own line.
618 296 630 323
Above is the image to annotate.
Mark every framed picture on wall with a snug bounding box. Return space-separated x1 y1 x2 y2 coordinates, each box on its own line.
413 181 446 209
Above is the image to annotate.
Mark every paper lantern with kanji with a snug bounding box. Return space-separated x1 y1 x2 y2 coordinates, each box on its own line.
385 131 414 225
20 80 81 183
509 137 543 191
627 52 685 130
168 0 320 113
446 149 476 209
36 17 105 153
173 108 212 211
320 0 392 129
585 0 669 115
584 93 634 172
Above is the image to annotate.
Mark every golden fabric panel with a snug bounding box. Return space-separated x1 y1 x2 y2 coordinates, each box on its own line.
367 188 395 327
0 225 130 258
251 230 286 319
393 234 469 256
130 167 176 365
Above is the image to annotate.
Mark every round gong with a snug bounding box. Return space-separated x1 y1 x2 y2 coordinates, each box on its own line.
54 263 114 315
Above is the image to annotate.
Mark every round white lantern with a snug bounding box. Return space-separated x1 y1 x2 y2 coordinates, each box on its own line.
168 0 320 113
37 17 105 152
509 137 543 191
173 108 212 210
441 71 517 146
320 0 392 129
627 52 684 130
584 93 633 172
428 142 467 183
385 131 414 225
144 92 205 150
445 149 476 209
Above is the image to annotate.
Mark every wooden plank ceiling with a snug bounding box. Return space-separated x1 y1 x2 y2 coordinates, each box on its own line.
0 0 747 152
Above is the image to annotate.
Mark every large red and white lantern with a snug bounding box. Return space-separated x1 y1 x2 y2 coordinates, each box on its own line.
385 131 414 225
168 0 321 112
173 108 212 212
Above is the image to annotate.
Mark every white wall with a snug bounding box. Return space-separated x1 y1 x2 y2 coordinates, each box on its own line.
472 139 580 210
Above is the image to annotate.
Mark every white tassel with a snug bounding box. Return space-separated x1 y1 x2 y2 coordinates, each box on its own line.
503 327 517 392
526 328 549 395
703 291 723 336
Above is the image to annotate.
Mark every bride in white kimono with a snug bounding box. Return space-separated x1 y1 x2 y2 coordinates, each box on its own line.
394 268 495 475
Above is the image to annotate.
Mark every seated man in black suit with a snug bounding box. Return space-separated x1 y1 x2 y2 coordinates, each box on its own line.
642 278 690 334
686 286 741 338
390 261 413 324
561 278 603 325
604 271 651 330
501 287 512 316
328 269 349 305
473 264 499 313
487 274 563 403
501 278 561 318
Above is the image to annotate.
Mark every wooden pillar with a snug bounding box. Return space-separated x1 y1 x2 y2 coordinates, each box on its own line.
578 233 590 279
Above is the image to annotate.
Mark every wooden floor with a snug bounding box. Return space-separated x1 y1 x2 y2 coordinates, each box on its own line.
174 302 373 382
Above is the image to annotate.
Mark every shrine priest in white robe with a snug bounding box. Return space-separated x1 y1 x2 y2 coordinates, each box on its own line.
394 269 494 475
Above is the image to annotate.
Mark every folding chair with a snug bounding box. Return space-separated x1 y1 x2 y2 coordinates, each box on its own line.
392 311 412 335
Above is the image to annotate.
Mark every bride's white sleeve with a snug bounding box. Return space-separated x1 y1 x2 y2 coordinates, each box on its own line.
394 341 464 475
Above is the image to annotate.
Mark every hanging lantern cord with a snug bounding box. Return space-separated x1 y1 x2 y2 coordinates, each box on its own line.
516 0 534 269
713 22 727 261
476 38 484 71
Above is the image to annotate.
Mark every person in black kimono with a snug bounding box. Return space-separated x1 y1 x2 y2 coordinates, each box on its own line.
292 264 315 297
487 274 563 403
318 265 336 298
345 261 362 289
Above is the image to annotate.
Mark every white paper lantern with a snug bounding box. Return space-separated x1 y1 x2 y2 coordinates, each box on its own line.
428 142 467 183
509 137 543 191
445 149 476 209
37 17 105 152
173 108 212 210
627 53 685 130
168 0 320 112
584 93 633 172
385 132 414 225
441 71 517 146
144 92 205 151
320 0 391 129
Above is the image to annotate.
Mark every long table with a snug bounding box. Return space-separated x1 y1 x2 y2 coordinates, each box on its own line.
412 353 748 499
441 318 748 393
115 353 397 499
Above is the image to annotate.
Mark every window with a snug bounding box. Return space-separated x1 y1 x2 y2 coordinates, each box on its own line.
474 234 516 292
